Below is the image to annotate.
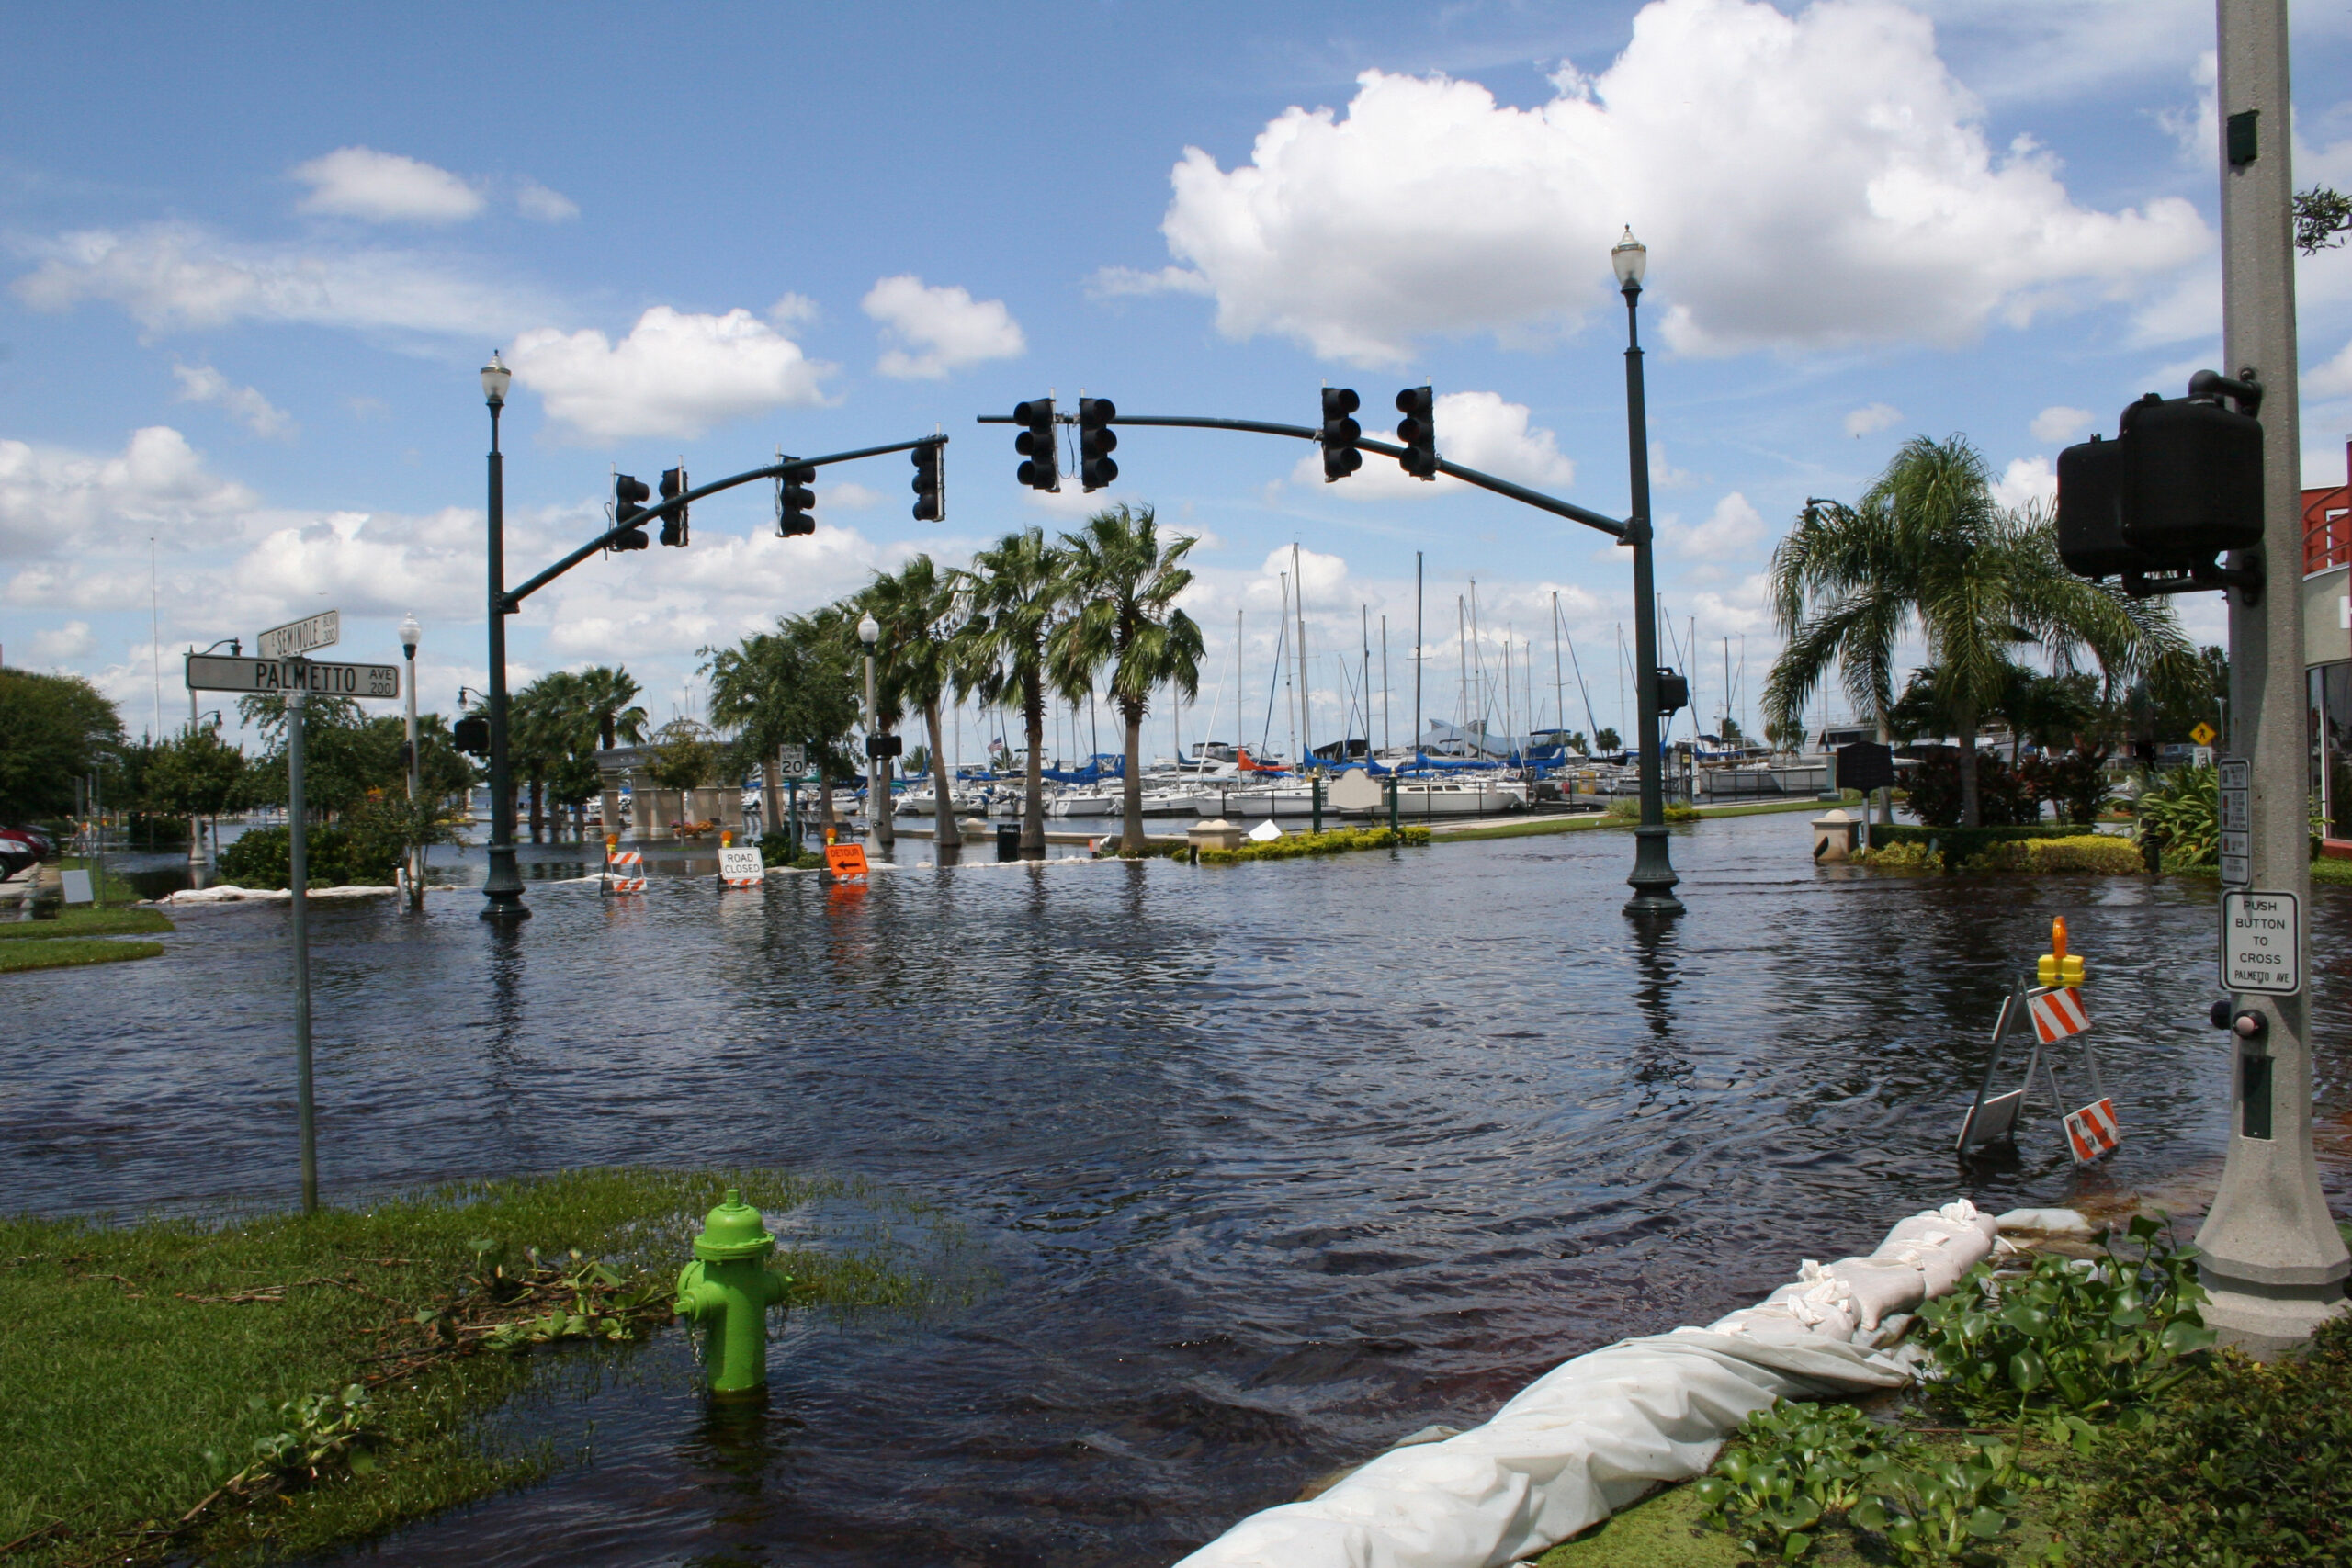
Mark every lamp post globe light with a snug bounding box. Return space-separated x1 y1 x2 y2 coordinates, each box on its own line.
479 351 527 920
399 613 424 908
858 613 884 852
1613 228 1682 917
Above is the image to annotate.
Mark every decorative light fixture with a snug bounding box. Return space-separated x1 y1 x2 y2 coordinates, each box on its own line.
481 350 512 407
858 613 880 646
1611 227 1648 289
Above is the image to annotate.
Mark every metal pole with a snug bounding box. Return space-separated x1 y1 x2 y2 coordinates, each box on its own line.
1623 276 1683 915
2197 0 2346 1352
1381 615 1390 754
1414 552 1423 755
481 397 527 919
287 660 317 1213
865 649 882 853
403 638 422 909
1293 542 1310 765
187 653 205 877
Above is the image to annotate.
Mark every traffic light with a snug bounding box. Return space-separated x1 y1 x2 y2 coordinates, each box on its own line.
776 462 817 537
1013 398 1058 491
612 474 651 550
1320 387 1363 482
1395 386 1437 479
2057 377 2265 587
1655 670 1689 715
658 467 689 547
911 441 945 522
1079 397 1118 491
453 715 490 755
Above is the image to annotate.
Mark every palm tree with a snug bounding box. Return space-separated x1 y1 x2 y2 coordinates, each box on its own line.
1766 434 2193 827
956 527 1069 854
1048 505 1204 853
860 555 967 851
571 666 648 752
510 671 580 843
707 613 862 842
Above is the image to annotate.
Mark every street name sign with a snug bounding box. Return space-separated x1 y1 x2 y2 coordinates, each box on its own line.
257 610 340 660
186 654 399 699
2222 889 2301 996
2218 756 2251 888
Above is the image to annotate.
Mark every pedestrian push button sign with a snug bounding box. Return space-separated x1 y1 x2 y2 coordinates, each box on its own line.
2222 890 2301 996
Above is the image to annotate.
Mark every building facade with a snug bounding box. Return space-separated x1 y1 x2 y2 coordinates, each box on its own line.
2304 441 2352 848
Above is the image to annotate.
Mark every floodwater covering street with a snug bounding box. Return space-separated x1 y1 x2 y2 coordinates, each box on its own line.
7 812 2348 1566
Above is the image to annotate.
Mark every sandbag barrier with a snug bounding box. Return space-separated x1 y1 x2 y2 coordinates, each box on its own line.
1175 1199 2003 1568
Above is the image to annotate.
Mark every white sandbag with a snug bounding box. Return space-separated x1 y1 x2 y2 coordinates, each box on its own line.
1176 1201 1993 1568
1174 1333 1906 1568
1994 1208 2094 1235
1818 1257 1928 1330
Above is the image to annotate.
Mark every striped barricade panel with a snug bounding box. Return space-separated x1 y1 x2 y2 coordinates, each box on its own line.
2064 1097 2120 1164
605 849 646 895
2027 987 2090 1043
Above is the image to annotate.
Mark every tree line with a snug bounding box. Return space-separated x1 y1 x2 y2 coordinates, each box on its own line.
703 502 1201 856
1764 434 2209 828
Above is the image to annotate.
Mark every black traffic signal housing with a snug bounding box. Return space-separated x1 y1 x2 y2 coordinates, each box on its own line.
658 467 689 547
1014 398 1058 491
2057 371 2265 595
1321 388 1363 482
911 441 945 523
1655 669 1690 715
1079 397 1118 491
453 715 491 756
776 462 817 537
612 474 651 550
865 732 904 761
1395 386 1437 479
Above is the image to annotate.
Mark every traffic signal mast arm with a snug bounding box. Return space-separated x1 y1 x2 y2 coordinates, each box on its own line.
975 412 1630 540
502 435 947 612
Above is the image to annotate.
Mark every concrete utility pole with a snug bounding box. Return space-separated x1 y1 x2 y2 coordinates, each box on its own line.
2198 0 2349 1353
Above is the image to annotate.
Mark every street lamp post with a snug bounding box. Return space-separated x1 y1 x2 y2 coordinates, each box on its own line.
858 612 887 856
479 352 527 921
186 635 239 880
400 612 423 909
1614 228 1684 917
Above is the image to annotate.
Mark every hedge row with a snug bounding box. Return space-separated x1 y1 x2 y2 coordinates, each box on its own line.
1859 832 2145 875
1198 825 1431 864
1865 822 2086 857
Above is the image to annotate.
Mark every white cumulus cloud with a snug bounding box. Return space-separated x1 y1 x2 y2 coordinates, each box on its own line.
515 181 579 222
13 223 544 337
509 306 834 442
1666 491 1769 558
291 147 484 224
2030 405 2094 444
172 363 294 439
1844 402 1902 438
1991 455 2057 511
1153 0 2208 365
28 621 95 661
0 426 255 559
862 276 1025 379
1289 389 1574 498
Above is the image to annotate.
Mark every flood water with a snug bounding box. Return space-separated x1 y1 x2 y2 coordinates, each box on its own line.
7 812 2350 1567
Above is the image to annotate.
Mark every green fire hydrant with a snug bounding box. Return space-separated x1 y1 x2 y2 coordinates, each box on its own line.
674 1188 789 1395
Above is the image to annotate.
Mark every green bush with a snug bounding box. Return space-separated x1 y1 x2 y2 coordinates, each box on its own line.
1856 840 1946 873
755 831 825 871
2135 765 2216 866
2063 1312 2352 1564
1197 826 1430 864
1867 823 2079 853
2021 835 2144 874
218 825 373 889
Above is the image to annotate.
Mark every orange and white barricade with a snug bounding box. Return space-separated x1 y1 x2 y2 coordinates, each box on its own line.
603 835 646 896
1957 918 2118 1166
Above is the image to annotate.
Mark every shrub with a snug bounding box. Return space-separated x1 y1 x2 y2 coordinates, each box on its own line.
1604 795 1640 819
2061 1311 2352 1565
2135 764 2216 866
755 831 825 871
1197 826 1429 864
218 825 367 889
2022 835 2144 874
1663 802 1700 823
1905 749 2038 828
1856 840 1945 873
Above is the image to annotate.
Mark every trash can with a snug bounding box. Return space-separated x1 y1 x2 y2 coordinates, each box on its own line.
996 822 1022 862
1810 807 1860 863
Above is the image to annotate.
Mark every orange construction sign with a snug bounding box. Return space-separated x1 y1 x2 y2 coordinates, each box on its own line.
825 842 870 878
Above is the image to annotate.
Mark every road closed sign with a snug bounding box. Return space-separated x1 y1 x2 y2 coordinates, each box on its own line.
2222 890 2301 996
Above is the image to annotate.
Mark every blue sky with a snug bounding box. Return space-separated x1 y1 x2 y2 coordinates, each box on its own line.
7 0 2352 757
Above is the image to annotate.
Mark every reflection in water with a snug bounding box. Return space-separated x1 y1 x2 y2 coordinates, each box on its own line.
6 814 2349 1568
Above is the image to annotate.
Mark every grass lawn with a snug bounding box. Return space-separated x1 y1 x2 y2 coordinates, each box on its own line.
0 905 174 941
0 1168 962 1566
0 936 165 973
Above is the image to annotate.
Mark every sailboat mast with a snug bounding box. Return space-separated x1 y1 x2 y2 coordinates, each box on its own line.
1413 551 1423 755
1292 542 1309 764
1360 604 1370 761
1552 591 1565 740
1380 614 1390 754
